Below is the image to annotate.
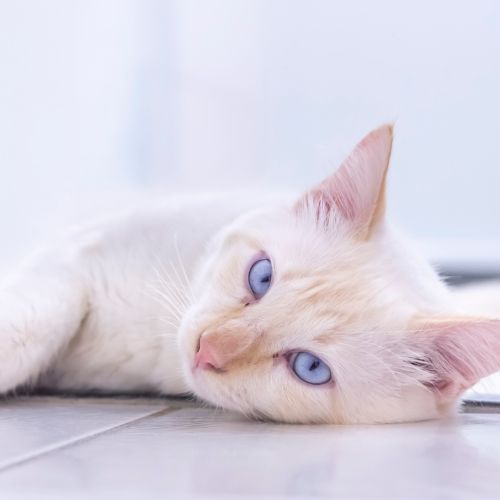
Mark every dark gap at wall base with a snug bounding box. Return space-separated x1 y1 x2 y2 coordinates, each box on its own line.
438 269 500 287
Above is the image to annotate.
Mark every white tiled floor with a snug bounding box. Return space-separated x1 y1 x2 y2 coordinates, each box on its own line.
1 397 499 499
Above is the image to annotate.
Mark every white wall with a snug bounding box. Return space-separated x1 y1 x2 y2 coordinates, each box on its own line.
1 0 499 269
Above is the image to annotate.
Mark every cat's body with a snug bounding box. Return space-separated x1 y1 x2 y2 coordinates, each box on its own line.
6 194 261 395
2 125 500 424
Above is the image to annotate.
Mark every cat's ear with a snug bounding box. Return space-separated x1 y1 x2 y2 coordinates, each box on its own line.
411 319 500 404
295 124 393 238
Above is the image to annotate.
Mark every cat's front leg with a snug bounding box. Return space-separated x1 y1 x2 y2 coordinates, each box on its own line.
0 247 88 393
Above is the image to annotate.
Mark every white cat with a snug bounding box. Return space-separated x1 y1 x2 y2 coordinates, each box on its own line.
1 125 499 424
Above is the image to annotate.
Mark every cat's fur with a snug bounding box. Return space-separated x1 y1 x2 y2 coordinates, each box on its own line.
1 125 499 423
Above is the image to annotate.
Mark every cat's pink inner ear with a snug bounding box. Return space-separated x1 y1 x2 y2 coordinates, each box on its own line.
414 320 500 403
295 124 393 237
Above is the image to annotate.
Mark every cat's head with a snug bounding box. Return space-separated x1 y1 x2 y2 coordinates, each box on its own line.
178 125 500 424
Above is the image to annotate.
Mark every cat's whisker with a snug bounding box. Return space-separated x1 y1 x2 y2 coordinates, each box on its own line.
157 284 188 317
172 233 195 300
150 261 190 307
136 311 180 332
152 291 185 321
152 256 192 311
145 277 182 310
156 317 181 330
164 246 187 287
164 261 191 310
145 281 186 322
156 246 192 295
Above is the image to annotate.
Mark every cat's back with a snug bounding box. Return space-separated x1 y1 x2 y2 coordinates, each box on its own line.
71 191 287 250
62 191 282 271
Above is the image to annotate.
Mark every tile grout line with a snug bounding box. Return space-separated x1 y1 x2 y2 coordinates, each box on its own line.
0 406 179 473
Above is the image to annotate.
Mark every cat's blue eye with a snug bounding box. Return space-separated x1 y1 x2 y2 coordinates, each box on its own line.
291 352 332 385
248 258 272 299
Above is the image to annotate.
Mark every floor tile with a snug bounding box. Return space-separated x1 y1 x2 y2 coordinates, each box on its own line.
0 397 169 470
0 399 499 499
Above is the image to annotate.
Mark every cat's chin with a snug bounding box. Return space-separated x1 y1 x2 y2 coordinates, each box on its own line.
185 373 240 414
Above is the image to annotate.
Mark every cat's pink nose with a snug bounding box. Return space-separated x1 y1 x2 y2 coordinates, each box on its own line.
194 334 225 371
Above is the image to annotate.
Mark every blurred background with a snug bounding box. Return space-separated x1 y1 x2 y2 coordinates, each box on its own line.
1 0 499 274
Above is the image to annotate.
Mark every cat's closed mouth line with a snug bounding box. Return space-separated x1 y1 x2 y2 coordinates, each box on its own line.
3 124 499 425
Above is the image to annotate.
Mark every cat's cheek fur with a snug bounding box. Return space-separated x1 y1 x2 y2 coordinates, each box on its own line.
182 361 444 425
188 366 340 424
